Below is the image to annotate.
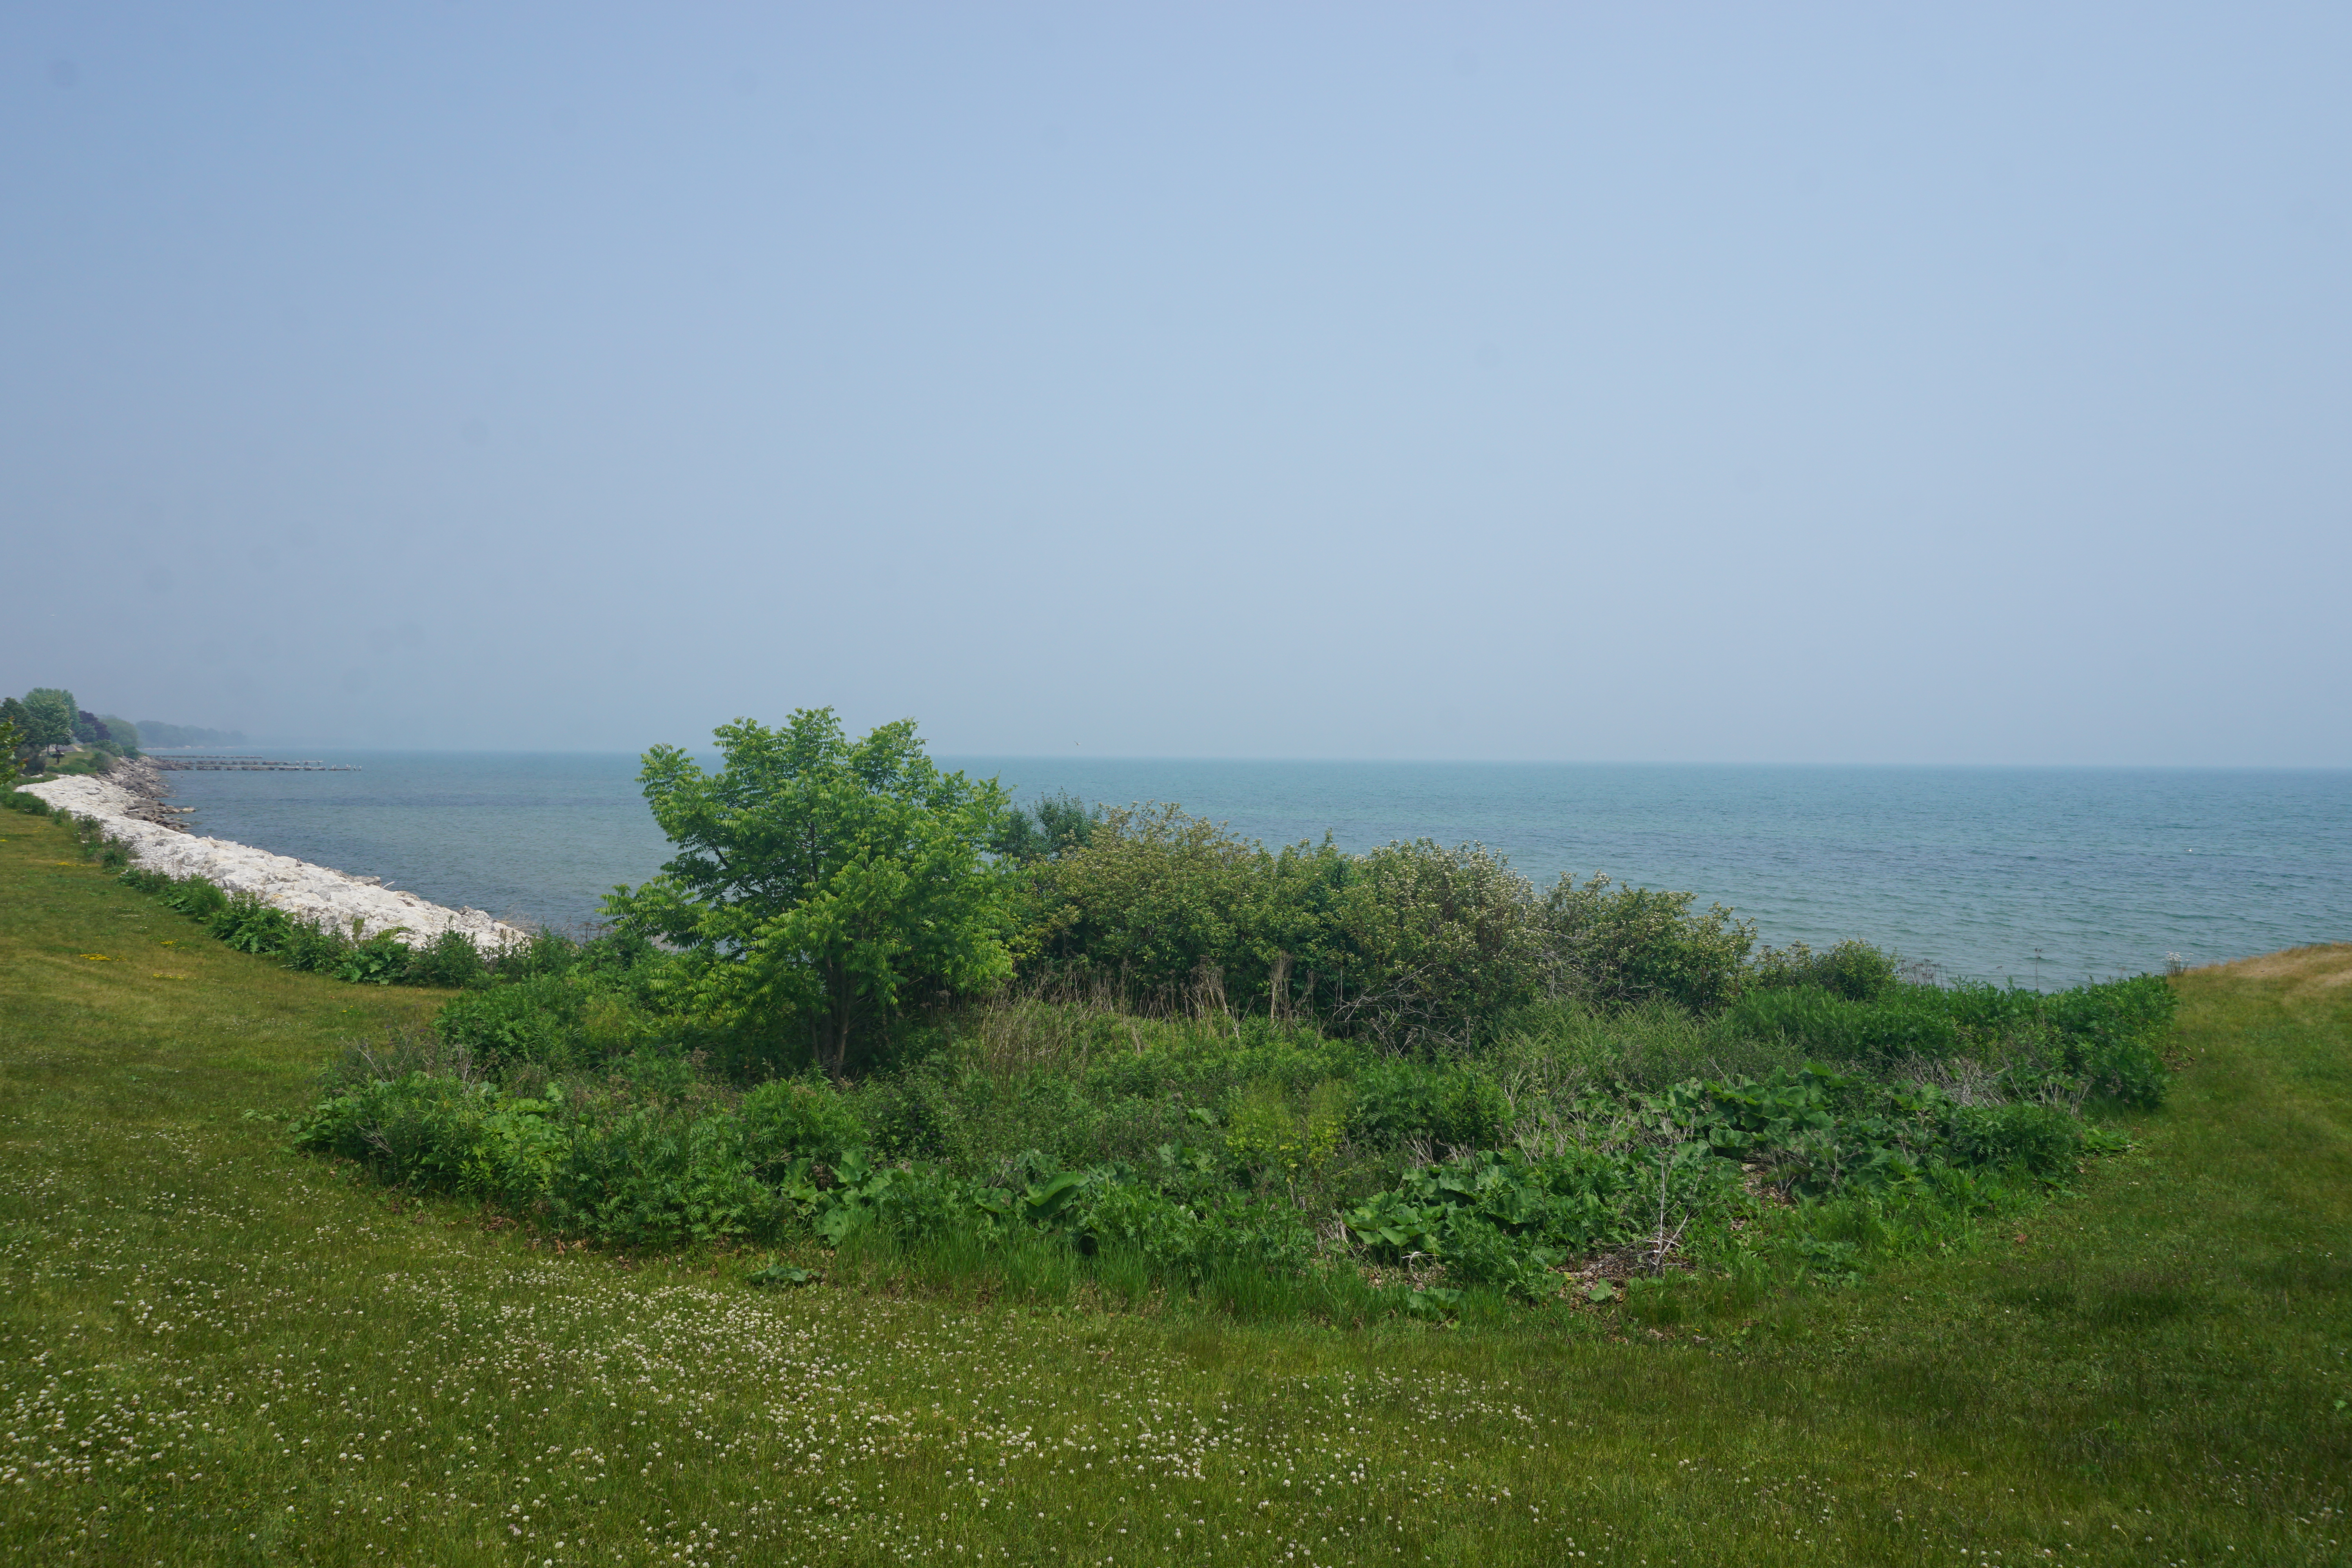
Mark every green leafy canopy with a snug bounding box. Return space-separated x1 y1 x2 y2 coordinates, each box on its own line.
603 709 1016 1076
7 691 74 760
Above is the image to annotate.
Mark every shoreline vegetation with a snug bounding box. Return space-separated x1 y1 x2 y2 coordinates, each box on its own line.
13 710 2180 1326
9 764 527 956
2 807 2344 1563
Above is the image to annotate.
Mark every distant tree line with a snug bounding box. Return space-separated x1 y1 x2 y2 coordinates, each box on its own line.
3 689 124 766
0 689 254 775
0 688 249 773
133 719 248 749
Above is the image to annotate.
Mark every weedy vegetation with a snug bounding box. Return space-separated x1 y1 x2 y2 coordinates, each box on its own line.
233 711 2179 1320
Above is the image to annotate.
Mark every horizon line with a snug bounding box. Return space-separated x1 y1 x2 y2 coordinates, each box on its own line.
125 745 2352 772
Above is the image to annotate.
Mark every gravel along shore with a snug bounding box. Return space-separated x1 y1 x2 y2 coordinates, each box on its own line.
15 770 528 951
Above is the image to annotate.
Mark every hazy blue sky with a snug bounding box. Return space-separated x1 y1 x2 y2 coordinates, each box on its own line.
6 4 2347 763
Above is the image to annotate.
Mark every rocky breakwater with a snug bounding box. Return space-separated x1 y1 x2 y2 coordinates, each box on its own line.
16 772 529 951
99 755 200 829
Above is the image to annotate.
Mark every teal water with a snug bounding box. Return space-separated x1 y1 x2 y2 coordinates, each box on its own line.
156 754 2349 987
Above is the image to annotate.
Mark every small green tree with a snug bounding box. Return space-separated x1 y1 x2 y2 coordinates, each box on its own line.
0 718 21 792
15 691 73 760
604 709 1016 1078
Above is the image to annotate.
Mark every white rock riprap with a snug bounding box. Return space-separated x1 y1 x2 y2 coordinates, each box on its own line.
17 774 528 951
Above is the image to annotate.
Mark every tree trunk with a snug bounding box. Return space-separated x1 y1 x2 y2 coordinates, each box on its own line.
820 962 854 1081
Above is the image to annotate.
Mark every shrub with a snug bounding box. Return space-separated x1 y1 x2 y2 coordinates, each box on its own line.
1541 875 1755 1013
2083 1039 2167 1110
1939 976 2176 1109
545 1100 770 1249
334 933 415 985
488 927 587 982
1316 841 1553 1047
289 1075 568 1207
2043 976 2176 1109
434 975 581 1071
1348 1058 1509 1151
277 916 355 974
134 870 229 921
405 929 486 989
1343 1145 1675 1299
1020 812 1557 1047
1748 939 1899 1001
739 1078 869 1173
1067 1180 1222 1271
990 790 1098 862
209 894 295 954
1016 803 1279 1013
1945 1102 2084 1177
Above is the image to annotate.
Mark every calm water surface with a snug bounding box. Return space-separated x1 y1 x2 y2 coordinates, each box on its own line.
158 753 2348 987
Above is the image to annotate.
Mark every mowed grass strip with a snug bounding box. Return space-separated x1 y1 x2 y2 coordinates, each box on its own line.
1 813 2346 1566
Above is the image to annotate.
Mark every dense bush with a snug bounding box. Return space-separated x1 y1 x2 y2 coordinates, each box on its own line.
1016 809 1758 1051
2011 976 2176 1109
1748 938 1901 1001
1345 1145 1673 1298
434 975 582 1067
1017 803 1281 1012
135 866 228 917
1541 875 1755 1012
545 1094 772 1248
1318 840 1558 1044
989 790 1096 861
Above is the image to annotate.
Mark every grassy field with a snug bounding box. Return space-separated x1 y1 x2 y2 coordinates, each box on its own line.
2 810 2346 1566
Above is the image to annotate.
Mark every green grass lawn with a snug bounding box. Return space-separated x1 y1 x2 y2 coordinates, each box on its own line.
2 811 2346 1566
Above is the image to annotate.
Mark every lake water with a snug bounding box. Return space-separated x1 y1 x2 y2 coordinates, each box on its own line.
153 753 2349 987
